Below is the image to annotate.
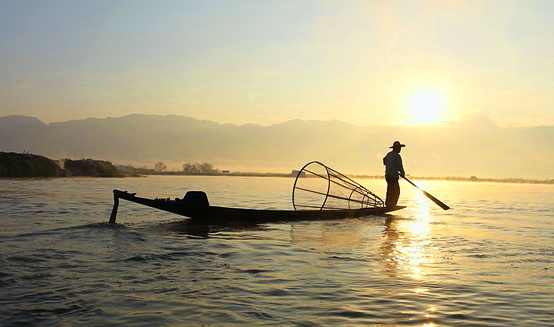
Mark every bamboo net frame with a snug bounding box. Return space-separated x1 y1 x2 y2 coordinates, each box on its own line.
292 161 385 211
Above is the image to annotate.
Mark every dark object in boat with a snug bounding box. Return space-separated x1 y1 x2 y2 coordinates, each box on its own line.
109 189 405 224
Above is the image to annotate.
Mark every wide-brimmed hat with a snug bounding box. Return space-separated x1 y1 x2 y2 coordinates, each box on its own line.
389 141 406 148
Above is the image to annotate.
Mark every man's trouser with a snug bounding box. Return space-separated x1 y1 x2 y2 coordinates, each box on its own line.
385 175 400 208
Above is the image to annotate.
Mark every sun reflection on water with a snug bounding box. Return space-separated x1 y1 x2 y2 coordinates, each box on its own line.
381 188 435 279
380 185 441 326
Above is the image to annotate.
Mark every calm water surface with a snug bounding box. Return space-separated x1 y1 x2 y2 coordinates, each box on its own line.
1 176 553 326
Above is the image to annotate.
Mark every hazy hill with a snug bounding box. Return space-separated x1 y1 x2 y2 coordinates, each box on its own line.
0 114 552 179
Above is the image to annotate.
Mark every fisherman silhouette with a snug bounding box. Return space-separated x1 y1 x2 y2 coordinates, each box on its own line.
383 141 406 208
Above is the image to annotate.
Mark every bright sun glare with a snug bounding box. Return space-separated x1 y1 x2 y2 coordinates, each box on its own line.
408 90 445 124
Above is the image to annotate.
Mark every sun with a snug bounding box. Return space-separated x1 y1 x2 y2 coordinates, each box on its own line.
407 90 445 124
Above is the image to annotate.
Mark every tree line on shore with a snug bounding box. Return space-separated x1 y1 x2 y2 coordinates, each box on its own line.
1 151 552 183
151 162 216 174
0 151 226 178
0 152 120 177
119 161 238 176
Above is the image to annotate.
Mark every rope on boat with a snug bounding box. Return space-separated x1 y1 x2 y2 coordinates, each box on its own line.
292 161 384 211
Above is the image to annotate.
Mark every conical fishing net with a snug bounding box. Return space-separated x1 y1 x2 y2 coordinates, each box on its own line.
292 161 384 210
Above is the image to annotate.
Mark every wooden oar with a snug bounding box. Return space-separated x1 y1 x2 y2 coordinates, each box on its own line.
402 177 450 210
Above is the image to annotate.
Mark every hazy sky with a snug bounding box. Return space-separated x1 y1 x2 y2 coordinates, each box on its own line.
1 0 553 127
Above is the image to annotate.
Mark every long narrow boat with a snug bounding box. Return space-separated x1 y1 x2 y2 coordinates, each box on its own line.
109 189 405 224
109 162 407 224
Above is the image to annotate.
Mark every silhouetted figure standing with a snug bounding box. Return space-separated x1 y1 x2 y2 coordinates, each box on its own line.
383 141 406 208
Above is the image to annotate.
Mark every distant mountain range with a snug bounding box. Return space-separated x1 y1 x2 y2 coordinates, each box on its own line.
1 114 552 179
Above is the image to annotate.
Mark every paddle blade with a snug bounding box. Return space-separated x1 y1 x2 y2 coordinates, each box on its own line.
421 189 450 210
403 177 450 210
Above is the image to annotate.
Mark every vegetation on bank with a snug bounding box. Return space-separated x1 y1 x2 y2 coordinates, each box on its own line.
0 152 121 178
120 161 294 178
117 161 220 176
0 152 66 177
62 159 120 177
122 161 554 185
2 152 551 184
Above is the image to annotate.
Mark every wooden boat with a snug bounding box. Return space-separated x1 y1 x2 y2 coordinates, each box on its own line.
109 189 405 224
108 161 406 224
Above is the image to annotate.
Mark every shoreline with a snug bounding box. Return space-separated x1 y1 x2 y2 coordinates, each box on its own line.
142 172 554 185
2 171 552 185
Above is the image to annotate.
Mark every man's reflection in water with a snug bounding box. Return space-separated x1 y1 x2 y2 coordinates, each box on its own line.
380 213 432 280
380 216 401 278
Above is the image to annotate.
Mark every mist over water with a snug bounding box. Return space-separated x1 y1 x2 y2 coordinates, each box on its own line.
1 176 553 326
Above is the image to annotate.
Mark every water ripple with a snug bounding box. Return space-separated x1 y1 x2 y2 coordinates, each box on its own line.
0 177 553 326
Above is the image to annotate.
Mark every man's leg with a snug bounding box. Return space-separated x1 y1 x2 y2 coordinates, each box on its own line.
391 178 400 207
385 176 400 207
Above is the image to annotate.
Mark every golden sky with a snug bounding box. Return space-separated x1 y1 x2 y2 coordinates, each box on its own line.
1 0 552 127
